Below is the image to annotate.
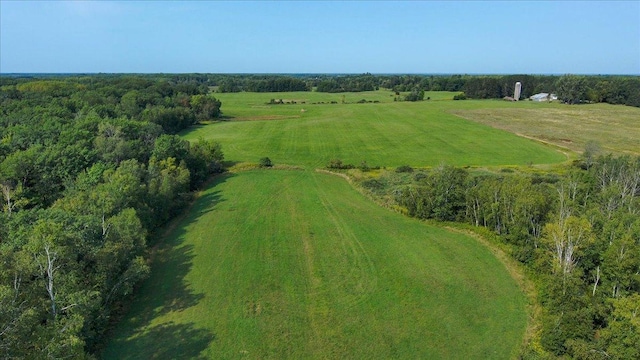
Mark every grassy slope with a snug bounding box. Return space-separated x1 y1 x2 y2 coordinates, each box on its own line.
103 170 527 359
181 91 566 168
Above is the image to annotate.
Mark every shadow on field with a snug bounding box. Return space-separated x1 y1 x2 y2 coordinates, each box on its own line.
107 321 214 360
103 175 233 358
222 160 241 168
179 117 235 137
195 172 236 214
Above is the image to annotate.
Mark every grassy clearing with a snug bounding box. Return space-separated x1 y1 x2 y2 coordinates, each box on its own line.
103 170 527 359
105 92 632 357
450 102 640 156
181 91 566 168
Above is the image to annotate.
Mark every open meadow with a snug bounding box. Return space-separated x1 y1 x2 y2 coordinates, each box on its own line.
102 91 577 359
103 90 640 359
181 91 567 168
102 170 527 359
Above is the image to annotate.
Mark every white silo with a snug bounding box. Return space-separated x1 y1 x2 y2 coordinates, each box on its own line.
514 82 522 101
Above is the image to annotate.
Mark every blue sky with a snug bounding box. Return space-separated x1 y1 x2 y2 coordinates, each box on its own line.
1 1 639 74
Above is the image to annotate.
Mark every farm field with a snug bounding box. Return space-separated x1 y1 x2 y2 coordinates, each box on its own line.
181 91 567 168
451 103 640 156
104 91 635 358
102 170 527 359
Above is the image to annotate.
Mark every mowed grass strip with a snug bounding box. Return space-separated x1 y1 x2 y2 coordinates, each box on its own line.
450 101 640 156
181 91 566 168
103 170 527 359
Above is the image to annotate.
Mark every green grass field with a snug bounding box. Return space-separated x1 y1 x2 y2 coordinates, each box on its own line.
102 91 587 358
181 91 567 168
103 170 527 359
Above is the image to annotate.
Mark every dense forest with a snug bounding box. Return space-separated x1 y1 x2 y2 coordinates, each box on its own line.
0 75 225 357
356 154 640 359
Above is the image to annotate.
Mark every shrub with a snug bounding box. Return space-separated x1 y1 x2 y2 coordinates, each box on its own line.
396 165 414 173
413 172 427 182
405 89 424 102
259 157 273 167
453 93 467 100
361 179 384 191
327 159 354 169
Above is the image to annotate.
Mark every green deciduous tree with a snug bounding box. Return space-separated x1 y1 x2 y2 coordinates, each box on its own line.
600 294 640 359
556 74 587 104
190 94 221 121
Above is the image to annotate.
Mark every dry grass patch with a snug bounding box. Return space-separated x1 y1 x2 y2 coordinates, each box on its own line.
451 104 640 156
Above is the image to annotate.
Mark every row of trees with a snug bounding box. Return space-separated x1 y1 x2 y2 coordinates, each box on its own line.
463 74 640 107
243 77 308 92
377 154 639 358
218 77 309 93
6 73 636 107
0 76 225 357
315 74 378 93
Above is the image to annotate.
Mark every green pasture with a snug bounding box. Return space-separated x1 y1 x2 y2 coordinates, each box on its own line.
103 170 527 359
105 91 616 358
181 90 567 168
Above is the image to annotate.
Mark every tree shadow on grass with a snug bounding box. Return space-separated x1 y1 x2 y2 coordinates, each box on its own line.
105 321 215 360
179 117 235 137
102 175 234 358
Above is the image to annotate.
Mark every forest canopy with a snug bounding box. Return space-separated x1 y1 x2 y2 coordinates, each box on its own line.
0 75 224 357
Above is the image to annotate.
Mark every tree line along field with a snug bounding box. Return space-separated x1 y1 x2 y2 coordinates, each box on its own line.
103 170 527 359
181 90 567 168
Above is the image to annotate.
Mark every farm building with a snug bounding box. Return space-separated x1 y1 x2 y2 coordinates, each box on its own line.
530 93 558 102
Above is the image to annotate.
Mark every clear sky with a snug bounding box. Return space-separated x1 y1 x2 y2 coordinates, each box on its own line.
1 1 639 74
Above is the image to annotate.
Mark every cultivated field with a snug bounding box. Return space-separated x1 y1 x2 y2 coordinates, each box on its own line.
181 91 567 168
103 170 527 359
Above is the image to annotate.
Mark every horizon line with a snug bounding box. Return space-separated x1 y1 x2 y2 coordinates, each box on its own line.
2 72 639 77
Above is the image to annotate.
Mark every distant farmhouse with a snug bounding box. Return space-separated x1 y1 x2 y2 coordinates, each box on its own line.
529 93 558 102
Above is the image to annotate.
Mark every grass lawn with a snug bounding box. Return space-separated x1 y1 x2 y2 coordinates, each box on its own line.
102 170 527 359
181 91 566 168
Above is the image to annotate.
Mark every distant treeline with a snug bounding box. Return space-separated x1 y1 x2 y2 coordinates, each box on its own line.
194 73 640 107
3 73 640 107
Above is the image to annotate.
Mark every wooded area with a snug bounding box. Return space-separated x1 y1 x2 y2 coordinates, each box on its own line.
0 75 224 357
